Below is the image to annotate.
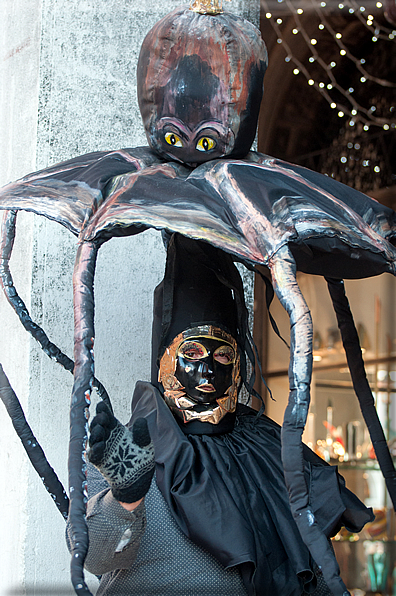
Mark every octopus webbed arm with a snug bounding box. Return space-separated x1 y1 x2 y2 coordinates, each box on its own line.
213 158 396 271
0 148 160 235
3 149 395 278
81 162 271 263
269 245 349 596
254 153 396 243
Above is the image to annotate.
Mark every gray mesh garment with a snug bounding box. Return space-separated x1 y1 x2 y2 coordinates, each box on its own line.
67 454 333 595
68 464 248 595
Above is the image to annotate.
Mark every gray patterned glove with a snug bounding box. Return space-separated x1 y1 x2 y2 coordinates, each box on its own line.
88 401 155 503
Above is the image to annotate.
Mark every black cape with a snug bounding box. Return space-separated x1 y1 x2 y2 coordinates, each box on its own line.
128 381 374 596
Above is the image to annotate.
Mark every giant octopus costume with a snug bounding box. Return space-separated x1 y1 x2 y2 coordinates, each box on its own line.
0 2 395 595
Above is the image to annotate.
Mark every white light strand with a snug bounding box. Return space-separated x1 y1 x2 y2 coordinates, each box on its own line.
309 0 396 85
261 0 396 128
346 0 395 38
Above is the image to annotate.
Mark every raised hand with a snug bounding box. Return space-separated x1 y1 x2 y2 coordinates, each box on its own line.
88 402 155 503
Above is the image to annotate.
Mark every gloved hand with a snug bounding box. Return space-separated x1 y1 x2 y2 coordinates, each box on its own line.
88 401 155 503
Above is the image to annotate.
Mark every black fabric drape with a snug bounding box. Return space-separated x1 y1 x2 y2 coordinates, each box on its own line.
128 381 373 596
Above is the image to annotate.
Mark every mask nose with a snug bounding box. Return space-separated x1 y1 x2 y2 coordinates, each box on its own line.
199 357 215 379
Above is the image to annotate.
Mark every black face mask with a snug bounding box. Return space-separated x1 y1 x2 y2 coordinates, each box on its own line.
175 337 235 404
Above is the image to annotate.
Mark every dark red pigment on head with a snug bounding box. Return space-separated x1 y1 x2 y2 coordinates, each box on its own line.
137 7 267 165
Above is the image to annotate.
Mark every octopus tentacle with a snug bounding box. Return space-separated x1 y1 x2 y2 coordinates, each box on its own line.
69 240 98 596
269 245 350 596
0 210 73 370
0 210 113 413
326 277 396 509
0 363 70 519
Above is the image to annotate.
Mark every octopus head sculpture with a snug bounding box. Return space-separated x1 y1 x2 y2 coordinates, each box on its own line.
137 6 268 165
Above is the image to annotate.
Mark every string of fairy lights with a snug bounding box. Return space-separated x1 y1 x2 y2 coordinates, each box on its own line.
261 0 396 130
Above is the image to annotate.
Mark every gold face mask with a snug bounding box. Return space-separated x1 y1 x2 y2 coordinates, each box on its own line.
159 325 240 425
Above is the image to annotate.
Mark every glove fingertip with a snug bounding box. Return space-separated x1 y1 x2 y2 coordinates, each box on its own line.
88 440 106 465
96 401 110 415
95 402 117 431
132 417 151 448
89 423 105 446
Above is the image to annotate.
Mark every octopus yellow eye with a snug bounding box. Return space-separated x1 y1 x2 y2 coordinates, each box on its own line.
165 132 183 147
196 137 216 152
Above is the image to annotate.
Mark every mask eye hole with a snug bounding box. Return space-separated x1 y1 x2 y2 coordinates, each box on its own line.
165 132 183 147
196 137 216 152
178 341 208 361
213 345 235 365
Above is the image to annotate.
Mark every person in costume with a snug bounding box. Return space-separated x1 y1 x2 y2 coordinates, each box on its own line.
68 234 373 596
1 2 395 594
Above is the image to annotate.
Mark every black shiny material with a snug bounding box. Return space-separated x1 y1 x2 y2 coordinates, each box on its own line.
175 337 234 403
159 234 240 353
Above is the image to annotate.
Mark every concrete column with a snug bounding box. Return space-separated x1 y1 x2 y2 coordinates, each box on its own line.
0 0 259 593
0 1 42 593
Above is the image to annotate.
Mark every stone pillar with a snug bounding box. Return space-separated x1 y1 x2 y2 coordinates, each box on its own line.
0 0 259 593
